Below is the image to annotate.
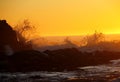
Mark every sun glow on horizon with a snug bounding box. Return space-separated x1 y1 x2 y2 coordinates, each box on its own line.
1 0 120 37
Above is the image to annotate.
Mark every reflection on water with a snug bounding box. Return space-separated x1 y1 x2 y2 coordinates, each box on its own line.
1 59 120 82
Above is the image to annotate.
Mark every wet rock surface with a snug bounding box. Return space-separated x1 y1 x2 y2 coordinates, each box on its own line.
1 60 120 82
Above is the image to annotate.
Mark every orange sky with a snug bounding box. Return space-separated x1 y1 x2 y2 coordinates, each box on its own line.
1 0 120 36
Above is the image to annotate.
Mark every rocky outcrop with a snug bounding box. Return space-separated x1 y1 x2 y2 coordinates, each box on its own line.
0 20 19 55
0 20 33 55
1 48 120 72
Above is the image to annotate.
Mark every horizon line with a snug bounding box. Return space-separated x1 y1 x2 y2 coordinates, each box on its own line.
39 33 120 37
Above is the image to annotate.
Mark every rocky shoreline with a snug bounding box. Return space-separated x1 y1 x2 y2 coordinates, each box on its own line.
1 48 120 72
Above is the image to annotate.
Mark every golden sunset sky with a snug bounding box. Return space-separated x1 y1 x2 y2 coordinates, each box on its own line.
1 0 120 36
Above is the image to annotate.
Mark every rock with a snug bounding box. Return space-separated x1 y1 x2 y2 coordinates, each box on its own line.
0 20 19 54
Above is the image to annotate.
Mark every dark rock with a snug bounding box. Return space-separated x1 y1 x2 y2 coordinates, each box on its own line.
29 75 42 79
8 50 51 72
0 20 19 53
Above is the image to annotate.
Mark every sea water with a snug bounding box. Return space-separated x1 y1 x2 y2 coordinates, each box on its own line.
1 59 120 82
